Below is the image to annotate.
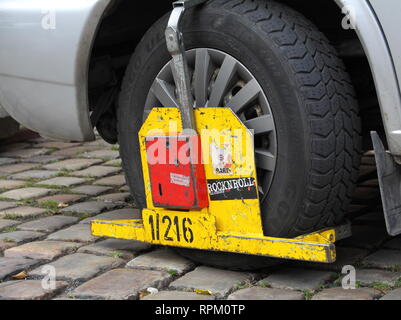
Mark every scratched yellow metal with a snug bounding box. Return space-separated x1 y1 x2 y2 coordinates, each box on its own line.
138 108 263 235
91 215 336 263
91 108 338 263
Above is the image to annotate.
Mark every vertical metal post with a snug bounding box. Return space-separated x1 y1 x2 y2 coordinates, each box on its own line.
165 0 207 130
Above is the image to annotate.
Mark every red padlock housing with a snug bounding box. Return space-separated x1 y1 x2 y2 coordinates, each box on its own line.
145 134 209 210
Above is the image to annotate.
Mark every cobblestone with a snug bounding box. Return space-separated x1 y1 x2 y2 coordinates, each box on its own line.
44 158 102 171
70 185 112 196
169 266 254 298
258 268 335 291
4 241 82 260
126 248 195 274
78 239 151 260
0 280 68 300
9 170 58 181
38 177 87 187
227 287 305 300
0 206 47 219
0 180 26 190
0 231 44 244
0 219 19 231
142 291 215 300
61 201 119 216
17 215 78 233
312 287 381 300
29 253 125 282
80 208 139 224
0 187 52 200
0 257 39 280
47 224 98 243
72 268 170 300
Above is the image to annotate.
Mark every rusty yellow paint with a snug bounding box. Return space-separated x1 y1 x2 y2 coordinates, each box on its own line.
91 108 339 263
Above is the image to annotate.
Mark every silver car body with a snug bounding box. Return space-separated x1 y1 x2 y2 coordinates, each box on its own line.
0 0 401 155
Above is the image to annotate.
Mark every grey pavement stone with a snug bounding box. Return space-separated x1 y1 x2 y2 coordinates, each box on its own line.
0 148 51 159
363 250 401 270
61 201 119 216
0 158 18 166
0 219 19 231
380 288 401 300
94 175 126 187
259 268 335 291
52 146 103 157
96 192 130 203
127 248 195 274
29 253 125 282
0 180 26 190
72 268 171 300
120 185 130 192
0 201 17 211
0 257 39 280
80 208 139 224
38 177 86 187
338 225 388 250
72 166 121 178
83 150 119 160
0 231 44 244
228 287 305 300
37 194 85 206
44 158 102 171
312 287 382 300
142 291 215 300
169 266 254 298
104 159 121 167
0 187 52 200
0 280 67 300
27 155 66 164
47 224 98 243
17 215 79 233
70 185 112 196
0 241 17 252
4 241 82 261
36 141 80 150
0 163 38 174
0 206 47 219
9 170 58 181
78 239 151 260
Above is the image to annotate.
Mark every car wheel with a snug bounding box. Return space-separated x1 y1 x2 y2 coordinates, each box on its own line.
118 0 362 270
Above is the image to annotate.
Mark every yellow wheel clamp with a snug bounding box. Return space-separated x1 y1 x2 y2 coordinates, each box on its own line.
91 0 352 264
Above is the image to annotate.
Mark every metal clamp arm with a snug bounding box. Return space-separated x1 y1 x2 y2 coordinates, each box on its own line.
165 0 208 130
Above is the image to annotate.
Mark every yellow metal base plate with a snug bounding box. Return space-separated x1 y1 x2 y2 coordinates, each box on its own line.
91 210 350 263
92 108 350 263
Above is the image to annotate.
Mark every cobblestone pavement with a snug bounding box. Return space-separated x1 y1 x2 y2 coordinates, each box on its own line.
0 130 400 300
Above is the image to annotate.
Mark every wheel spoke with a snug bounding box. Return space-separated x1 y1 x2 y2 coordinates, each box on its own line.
208 56 237 107
255 149 276 172
194 49 213 108
226 79 261 113
244 114 275 135
150 78 179 108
